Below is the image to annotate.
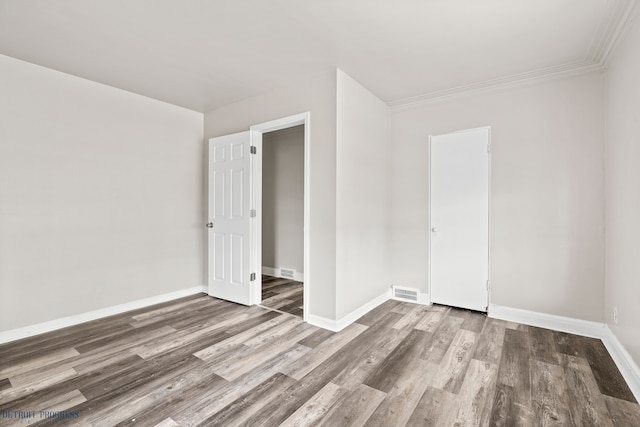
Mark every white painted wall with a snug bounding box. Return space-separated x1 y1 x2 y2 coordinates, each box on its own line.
0 55 204 332
390 73 605 322
604 17 640 365
336 70 391 320
203 71 338 320
262 126 305 275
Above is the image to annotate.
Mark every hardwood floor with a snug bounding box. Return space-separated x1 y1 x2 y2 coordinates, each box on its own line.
0 295 638 426
260 275 303 318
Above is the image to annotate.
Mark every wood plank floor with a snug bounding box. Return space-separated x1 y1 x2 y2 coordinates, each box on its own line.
260 275 303 318
1 295 638 426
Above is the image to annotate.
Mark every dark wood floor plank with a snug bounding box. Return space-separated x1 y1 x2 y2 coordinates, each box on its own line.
581 336 637 403
282 323 368 380
529 325 560 365
297 328 334 349
489 383 532 427
559 354 614 427
200 373 297 426
355 300 401 326
363 329 431 393
493 328 533 424
406 386 455 427
363 358 436 426
553 330 586 358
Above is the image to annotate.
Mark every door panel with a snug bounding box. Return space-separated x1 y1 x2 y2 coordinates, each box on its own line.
430 128 489 312
208 131 252 305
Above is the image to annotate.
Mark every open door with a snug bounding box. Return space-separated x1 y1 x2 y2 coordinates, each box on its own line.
207 131 256 305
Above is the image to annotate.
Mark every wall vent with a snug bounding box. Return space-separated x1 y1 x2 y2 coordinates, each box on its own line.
280 268 295 279
392 286 419 302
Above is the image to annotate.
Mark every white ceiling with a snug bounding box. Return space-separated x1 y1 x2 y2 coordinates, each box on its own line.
0 0 637 112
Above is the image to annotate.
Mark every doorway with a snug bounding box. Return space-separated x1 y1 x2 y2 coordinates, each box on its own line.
207 113 310 321
259 125 305 317
429 127 490 312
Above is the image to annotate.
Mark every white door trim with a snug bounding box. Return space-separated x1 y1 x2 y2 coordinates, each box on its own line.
428 126 491 311
250 112 311 322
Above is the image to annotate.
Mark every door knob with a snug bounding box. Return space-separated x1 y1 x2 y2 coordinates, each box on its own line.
206 223 214 228
431 227 438 232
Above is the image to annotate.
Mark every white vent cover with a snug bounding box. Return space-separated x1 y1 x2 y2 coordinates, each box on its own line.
393 286 419 302
280 268 295 279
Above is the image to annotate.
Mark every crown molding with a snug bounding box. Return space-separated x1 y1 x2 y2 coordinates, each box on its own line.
587 0 640 66
389 0 639 112
389 61 603 112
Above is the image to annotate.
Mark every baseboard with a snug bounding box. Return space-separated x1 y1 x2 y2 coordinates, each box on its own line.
488 304 606 339
489 303 640 402
0 285 207 345
262 266 304 282
601 326 640 402
307 290 391 332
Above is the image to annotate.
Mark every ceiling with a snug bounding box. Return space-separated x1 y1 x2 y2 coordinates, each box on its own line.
0 0 637 113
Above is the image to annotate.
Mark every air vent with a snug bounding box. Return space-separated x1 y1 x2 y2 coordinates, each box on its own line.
280 268 295 279
393 286 419 302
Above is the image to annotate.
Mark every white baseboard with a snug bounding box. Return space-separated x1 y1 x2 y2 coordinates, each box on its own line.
262 266 304 282
307 290 391 332
602 326 640 402
489 303 640 402
488 304 606 338
0 285 207 345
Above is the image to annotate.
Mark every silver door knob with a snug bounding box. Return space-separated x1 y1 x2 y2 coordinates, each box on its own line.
206 223 214 228
431 227 438 232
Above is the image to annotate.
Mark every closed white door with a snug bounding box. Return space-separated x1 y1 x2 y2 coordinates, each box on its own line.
208 131 253 305
429 127 489 312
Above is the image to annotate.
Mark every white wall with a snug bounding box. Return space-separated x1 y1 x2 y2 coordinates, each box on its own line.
262 125 305 274
390 73 605 322
605 17 640 365
0 55 204 332
336 70 391 319
204 71 338 320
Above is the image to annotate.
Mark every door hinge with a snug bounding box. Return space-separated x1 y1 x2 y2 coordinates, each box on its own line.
250 273 256 281
250 209 256 218
487 280 490 291
250 146 257 154
487 143 491 153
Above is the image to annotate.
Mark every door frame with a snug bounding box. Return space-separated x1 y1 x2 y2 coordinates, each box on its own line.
250 112 310 321
428 126 492 311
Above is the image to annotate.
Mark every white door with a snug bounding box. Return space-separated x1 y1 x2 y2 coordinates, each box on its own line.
208 131 255 305
429 127 489 312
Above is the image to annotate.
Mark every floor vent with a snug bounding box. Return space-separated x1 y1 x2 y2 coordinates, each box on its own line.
280 268 295 279
393 286 419 302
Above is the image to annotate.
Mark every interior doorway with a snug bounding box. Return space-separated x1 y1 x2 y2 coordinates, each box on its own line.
259 125 305 318
250 112 310 321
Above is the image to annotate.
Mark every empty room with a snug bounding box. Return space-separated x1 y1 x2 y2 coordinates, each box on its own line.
1 1 640 426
